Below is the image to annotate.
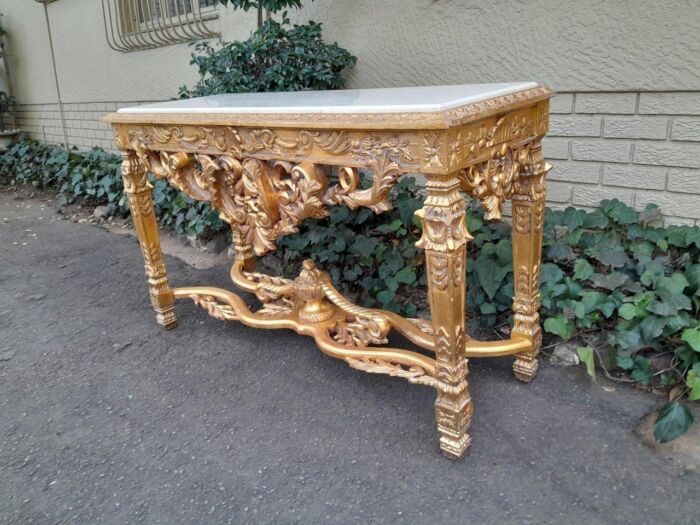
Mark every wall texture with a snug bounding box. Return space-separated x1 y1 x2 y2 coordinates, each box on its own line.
1 0 699 223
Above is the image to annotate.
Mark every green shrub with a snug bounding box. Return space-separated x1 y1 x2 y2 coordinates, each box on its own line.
217 0 304 10
1 138 697 440
178 18 356 98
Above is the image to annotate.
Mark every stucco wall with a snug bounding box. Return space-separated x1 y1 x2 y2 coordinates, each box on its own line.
1 0 699 223
289 0 700 92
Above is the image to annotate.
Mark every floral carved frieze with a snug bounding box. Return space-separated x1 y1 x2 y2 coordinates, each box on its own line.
124 125 421 170
116 100 545 176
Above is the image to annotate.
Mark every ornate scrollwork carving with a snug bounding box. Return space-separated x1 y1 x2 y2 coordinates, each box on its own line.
331 317 388 347
322 157 401 213
132 142 407 258
457 142 531 221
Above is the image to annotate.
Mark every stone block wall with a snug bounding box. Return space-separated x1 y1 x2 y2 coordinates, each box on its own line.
15 102 134 152
544 91 700 225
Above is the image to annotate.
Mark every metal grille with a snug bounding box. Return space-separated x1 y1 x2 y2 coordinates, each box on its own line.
102 0 219 52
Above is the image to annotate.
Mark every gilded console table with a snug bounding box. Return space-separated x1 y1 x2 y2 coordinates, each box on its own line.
103 83 553 460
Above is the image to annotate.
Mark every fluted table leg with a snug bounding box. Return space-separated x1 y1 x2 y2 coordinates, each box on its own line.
511 139 548 381
121 151 177 330
417 174 473 459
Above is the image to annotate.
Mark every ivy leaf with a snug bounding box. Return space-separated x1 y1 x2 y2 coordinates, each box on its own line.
546 242 573 261
480 303 497 315
650 274 691 316
640 315 667 341
376 290 394 304
573 259 594 281
687 365 700 401
544 315 575 340
681 328 700 352
602 199 639 225
350 235 378 255
685 264 700 295
541 263 565 284
589 245 629 268
612 328 642 351
495 240 513 266
653 401 694 443
589 272 629 291
576 346 596 381
474 253 511 300
618 303 636 320
579 290 607 312
630 356 653 384
583 209 609 229
343 266 361 282
647 295 691 316
328 236 345 252
616 353 634 369
656 273 689 297
561 207 587 232
394 266 417 285
640 263 665 288
388 219 403 232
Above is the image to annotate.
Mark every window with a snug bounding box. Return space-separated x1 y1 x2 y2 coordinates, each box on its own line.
102 0 219 52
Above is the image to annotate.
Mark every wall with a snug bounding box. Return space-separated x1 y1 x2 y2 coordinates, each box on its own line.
1 0 699 223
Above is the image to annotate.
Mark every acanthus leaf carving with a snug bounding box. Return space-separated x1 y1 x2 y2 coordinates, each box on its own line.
457 143 531 221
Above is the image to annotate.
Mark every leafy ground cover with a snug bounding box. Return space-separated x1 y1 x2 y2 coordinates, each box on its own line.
1 139 697 441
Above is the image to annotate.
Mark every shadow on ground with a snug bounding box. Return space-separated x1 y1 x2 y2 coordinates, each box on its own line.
1 193 698 525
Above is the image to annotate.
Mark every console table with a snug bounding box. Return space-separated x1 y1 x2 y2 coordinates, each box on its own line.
103 83 553 459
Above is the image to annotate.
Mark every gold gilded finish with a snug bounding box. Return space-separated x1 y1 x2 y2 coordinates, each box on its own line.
511 138 549 382
416 174 473 458
121 151 177 329
107 88 552 460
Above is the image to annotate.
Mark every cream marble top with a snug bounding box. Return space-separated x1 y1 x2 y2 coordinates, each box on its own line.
104 83 551 130
119 83 538 115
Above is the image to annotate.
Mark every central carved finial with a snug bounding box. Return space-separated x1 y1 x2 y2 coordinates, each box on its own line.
293 259 335 323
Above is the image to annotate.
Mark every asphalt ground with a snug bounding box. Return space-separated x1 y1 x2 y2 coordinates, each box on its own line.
1 192 698 524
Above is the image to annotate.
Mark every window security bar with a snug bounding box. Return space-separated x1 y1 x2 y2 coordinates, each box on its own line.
102 0 219 52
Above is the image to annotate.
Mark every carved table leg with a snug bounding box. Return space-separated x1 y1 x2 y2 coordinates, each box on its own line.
417 174 472 459
121 150 177 329
511 139 548 381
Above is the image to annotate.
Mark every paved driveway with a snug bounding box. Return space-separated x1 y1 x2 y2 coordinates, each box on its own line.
0 192 697 524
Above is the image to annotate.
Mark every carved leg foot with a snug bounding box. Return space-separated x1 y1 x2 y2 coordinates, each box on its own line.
435 385 473 458
418 174 473 460
513 353 539 382
122 150 177 330
152 293 177 330
510 138 548 382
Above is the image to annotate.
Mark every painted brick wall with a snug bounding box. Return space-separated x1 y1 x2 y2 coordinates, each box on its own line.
544 91 700 225
16 102 136 152
15 91 700 225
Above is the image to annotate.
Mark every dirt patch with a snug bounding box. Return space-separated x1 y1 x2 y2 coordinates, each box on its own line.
635 405 700 472
2 185 230 270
